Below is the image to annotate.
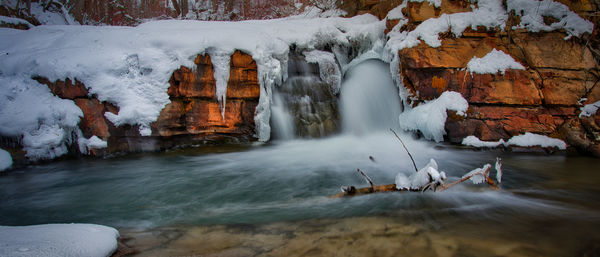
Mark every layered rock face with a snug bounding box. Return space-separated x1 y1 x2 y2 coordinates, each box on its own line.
36 51 259 156
390 0 600 155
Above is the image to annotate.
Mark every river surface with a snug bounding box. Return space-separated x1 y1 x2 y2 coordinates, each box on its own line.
1 133 600 256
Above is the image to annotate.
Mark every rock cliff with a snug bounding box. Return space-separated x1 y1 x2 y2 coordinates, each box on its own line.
34 51 259 156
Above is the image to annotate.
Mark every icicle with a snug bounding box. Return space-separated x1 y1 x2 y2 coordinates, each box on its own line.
208 50 231 119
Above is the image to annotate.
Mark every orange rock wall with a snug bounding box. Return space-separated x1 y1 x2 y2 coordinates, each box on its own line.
36 50 259 156
393 0 600 155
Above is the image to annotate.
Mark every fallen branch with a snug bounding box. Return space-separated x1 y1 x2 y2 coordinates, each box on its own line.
332 159 502 198
357 168 374 189
390 128 418 173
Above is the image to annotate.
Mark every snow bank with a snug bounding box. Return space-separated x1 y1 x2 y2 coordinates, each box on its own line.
0 16 34 28
0 224 119 257
303 49 342 95
0 15 384 150
506 0 594 39
580 100 600 117
467 49 525 75
462 133 567 150
0 76 82 161
0 148 12 171
506 132 567 150
398 91 468 142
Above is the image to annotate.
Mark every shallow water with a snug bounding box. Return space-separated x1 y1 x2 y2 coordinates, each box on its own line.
1 133 600 256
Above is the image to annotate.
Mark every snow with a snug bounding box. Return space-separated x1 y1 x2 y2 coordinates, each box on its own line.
580 100 600 117
0 224 119 257
77 133 108 155
0 76 82 161
385 0 507 51
506 0 594 39
395 158 446 190
462 133 567 150
506 132 567 150
0 16 34 28
29 2 79 25
462 135 505 148
466 49 525 75
398 91 468 142
0 14 385 147
0 148 12 171
303 49 342 95
462 163 492 184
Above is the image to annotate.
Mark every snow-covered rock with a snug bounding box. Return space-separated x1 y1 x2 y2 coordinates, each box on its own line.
467 49 525 75
399 91 468 142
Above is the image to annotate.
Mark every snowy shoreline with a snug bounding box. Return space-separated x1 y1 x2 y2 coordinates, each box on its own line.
0 224 120 257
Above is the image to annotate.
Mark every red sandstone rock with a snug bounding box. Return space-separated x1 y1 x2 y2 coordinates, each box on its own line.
35 77 89 99
74 99 111 140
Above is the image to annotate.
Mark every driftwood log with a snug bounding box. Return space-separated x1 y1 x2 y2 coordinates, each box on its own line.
331 164 498 198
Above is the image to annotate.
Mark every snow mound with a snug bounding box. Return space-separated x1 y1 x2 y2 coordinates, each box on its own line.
396 158 446 190
78 134 108 155
467 49 525 75
399 91 468 142
507 0 594 39
462 133 567 150
580 100 600 117
462 135 505 148
0 76 82 161
0 148 12 171
506 132 567 150
0 224 119 257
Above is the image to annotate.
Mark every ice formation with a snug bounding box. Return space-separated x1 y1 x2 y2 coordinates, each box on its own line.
395 158 447 190
398 91 468 142
462 164 492 184
0 148 12 171
303 49 342 95
0 224 119 257
209 49 233 118
467 49 525 75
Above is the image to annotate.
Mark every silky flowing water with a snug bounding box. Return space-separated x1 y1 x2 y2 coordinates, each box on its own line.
1 136 600 256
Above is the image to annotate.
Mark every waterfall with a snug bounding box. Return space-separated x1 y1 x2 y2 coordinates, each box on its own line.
340 59 402 134
270 54 339 140
270 53 401 140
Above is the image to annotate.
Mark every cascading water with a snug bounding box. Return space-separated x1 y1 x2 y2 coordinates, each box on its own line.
270 54 339 140
340 59 402 134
